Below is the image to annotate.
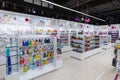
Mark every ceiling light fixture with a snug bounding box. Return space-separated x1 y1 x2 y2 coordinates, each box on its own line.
42 0 106 22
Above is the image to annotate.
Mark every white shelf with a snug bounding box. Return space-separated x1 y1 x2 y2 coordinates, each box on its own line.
71 47 102 60
20 64 56 80
101 43 112 49
62 46 72 53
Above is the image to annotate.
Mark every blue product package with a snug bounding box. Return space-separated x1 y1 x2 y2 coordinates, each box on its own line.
6 48 10 57
7 57 11 66
23 40 29 47
7 66 11 75
29 64 35 70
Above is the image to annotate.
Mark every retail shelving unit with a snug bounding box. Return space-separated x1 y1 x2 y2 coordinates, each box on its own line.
71 35 102 60
58 20 71 52
100 35 111 49
0 10 62 80
34 17 58 37
69 22 78 48
59 31 69 46
18 35 58 80
6 34 19 75
108 30 119 43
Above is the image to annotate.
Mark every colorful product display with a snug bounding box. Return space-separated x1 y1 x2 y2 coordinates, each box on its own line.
6 35 18 75
71 36 100 53
18 36 56 73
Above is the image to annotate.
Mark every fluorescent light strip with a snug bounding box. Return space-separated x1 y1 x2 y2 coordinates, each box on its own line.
42 0 106 22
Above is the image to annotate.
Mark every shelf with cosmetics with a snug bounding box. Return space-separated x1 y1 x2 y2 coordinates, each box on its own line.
59 31 69 46
71 35 102 60
34 17 58 37
70 31 78 47
71 36 100 52
18 35 58 80
6 34 19 75
58 20 69 47
100 35 111 49
108 30 119 43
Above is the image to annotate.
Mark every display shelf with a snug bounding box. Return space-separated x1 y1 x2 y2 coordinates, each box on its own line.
70 34 78 48
6 34 19 76
59 31 69 46
100 35 111 49
71 35 101 60
15 35 59 80
108 30 119 43
20 63 56 80
71 47 102 60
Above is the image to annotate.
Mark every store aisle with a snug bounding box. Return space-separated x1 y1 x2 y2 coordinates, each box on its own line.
34 48 117 80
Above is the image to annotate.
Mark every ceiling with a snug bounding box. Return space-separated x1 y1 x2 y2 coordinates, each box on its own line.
1 0 120 25
48 0 120 24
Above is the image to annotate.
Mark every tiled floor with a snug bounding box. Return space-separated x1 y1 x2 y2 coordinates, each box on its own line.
34 48 119 80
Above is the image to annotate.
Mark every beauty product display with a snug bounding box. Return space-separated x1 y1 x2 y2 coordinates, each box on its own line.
18 36 56 73
6 35 18 75
108 30 119 43
100 35 111 45
60 31 69 46
71 36 100 53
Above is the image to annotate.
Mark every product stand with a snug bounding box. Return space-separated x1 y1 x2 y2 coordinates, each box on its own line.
0 10 62 80
5 35 60 80
5 34 62 80
69 22 79 51
6 34 19 75
71 35 102 60
58 20 71 53
100 35 111 49
108 25 119 43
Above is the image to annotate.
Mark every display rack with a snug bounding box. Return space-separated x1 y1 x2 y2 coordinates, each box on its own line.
6 34 19 75
69 22 78 49
108 30 119 43
17 35 57 80
59 31 69 46
34 17 58 37
100 35 111 49
71 35 102 60
58 20 71 52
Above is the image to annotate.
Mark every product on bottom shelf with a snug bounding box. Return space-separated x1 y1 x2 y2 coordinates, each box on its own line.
18 36 56 73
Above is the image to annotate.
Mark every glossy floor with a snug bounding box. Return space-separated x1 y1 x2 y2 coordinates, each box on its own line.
34 48 119 80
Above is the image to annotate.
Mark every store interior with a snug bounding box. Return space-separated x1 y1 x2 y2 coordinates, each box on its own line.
0 0 120 80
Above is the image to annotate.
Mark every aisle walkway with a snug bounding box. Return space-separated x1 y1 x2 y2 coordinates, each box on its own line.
34 48 118 80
